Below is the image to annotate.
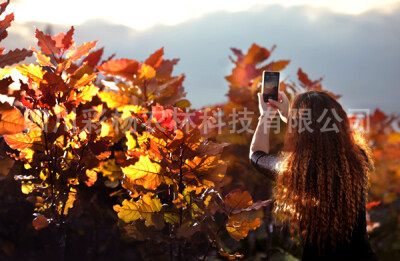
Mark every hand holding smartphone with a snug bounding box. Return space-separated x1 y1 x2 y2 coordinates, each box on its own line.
262 71 280 103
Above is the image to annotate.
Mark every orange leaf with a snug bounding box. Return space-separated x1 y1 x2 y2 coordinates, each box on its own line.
66 41 98 62
0 102 25 135
273 60 290 71
98 58 139 81
31 46 53 67
85 169 97 187
232 64 259 86
3 129 43 151
145 47 164 68
74 73 98 88
224 189 253 209
244 43 270 65
35 29 60 55
226 215 261 241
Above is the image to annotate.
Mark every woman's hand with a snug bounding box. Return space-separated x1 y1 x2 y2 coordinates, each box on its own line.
258 92 278 120
257 91 290 123
267 91 290 123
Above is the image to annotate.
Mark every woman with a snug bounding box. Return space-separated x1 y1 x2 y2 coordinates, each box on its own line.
249 90 380 261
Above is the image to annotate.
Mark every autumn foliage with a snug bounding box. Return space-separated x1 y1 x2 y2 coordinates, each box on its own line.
0 1 399 260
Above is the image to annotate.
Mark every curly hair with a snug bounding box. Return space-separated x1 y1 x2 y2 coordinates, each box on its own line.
273 90 374 254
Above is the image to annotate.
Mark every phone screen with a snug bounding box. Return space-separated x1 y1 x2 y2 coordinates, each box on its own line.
262 71 280 103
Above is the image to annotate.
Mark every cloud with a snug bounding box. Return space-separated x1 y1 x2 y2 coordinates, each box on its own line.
3 3 400 113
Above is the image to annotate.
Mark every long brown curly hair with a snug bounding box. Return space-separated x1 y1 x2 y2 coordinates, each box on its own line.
274 90 374 253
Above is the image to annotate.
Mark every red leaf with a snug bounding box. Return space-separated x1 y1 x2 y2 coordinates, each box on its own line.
0 48 33 68
0 13 13 42
231 47 244 59
297 68 313 86
145 47 164 69
52 26 75 51
366 200 381 211
83 47 104 67
89 140 109 155
372 109 387 123
0 76 12 94
224 189 252 209
156 59 179 79
35 29 61 55
0 0 10 16
32 215 50 230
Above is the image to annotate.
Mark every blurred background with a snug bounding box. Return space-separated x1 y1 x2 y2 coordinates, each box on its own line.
1 1 399 260
4 0 400 112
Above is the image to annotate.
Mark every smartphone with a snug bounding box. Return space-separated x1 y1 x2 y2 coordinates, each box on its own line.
262 71 280 103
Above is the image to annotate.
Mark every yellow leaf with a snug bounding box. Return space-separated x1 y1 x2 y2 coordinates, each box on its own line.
121 155 162 190
21 182 35 194
76 84 99 103
113 194 162 224
98 159 123 182
63 188 77 215
98 90 130 109
139 63 156 80
125 131 137 150
16 64 44 84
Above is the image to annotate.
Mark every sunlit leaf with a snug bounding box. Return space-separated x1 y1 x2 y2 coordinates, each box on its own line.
145 47 164 68
66 41 98 62
113 194 162 224
35 29 60 55
98 58 139 81
98 90 130 109
121 155 162 190
0 102 26 135
16 64 44 84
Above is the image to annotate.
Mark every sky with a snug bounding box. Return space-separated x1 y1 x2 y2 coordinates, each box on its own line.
3 0 400 114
